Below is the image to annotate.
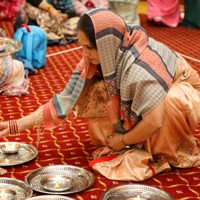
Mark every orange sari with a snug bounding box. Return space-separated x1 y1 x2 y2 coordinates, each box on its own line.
75 55 200 181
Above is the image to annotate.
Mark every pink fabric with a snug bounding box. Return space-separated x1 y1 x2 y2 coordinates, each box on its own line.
72 0 109 16
0 56 29 96
147 0 181 27
0 0 23 20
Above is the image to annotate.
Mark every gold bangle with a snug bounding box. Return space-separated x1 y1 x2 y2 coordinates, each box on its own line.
120 134 130 149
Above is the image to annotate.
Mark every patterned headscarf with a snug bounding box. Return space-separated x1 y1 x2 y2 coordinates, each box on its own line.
87 8 177 132
43 8 177 132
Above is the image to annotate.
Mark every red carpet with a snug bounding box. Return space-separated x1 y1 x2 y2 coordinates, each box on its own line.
1 15 200 200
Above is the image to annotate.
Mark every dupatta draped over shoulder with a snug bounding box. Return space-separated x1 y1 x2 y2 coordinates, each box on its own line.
43 8 178 132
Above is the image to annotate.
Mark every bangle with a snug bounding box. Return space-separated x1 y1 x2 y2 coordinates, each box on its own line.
8 120 20 135
120 134 130 149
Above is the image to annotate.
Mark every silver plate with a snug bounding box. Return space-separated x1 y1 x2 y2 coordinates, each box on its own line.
0 177 33 200
26 195 75 200
0 142 38 166
25 165 95 195
0 37 22 57
101 184 174 200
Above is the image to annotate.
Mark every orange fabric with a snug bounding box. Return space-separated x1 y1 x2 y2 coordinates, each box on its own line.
84 56 200 181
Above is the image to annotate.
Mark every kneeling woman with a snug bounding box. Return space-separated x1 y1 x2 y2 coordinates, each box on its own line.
1 8 200 181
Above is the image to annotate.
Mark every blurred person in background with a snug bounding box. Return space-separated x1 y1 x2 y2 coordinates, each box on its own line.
109 0 140 26
0 29 29 96
181 0 200 28
73 0 109 17
16 0 79 45
147 0 181 27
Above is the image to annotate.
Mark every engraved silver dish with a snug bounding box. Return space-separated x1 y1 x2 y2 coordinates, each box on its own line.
25 165 95 195
0 142 38 167
100 184 174 200
0 142 21 154
26 195 76 200
40 175 73 192
0 37 22 57
0 177 33 200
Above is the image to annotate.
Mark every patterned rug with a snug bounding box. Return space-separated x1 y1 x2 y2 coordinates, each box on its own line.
0 14 200 200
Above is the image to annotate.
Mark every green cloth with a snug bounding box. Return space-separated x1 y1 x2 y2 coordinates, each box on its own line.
181 0 200 28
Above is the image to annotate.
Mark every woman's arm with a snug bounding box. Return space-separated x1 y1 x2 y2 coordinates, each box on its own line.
27 0 68 24
107 100 165 150
0 107 40 138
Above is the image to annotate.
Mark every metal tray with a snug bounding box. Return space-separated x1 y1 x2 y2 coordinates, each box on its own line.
0 142 38 166
0 37 22 57
25 165 95 195
26 195 76 200
0 177 33 200
101 184 174 200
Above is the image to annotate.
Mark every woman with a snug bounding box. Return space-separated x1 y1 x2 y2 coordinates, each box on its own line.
16 0 79 43
147 0 181 27
1 8 200 181
0 29 29 96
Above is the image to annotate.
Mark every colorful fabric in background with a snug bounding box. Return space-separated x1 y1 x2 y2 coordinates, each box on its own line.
72 0 109 16
147 0 181 27
0 56 29 96
109 0 140 26
0 0 23 21
181 0 200 28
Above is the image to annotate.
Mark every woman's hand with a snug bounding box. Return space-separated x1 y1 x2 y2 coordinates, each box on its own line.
39 0 68 25
0 121 9 138
49 8 68 24
106 132 126 151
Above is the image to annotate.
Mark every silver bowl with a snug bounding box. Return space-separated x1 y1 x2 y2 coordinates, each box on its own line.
40 175 73 192
0 143 21 154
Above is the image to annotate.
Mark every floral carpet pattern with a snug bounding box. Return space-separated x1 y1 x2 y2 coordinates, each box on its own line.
0 15 200 200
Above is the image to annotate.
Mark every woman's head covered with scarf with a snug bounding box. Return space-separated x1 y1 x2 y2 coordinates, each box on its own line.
46 8 177 132
77 8 177 132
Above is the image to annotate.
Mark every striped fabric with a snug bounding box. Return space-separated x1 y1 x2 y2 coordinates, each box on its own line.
43 8 178 132
88 8 177 131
